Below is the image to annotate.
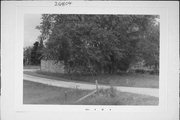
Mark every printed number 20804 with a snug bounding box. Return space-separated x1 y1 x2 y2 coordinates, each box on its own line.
54 2 72 6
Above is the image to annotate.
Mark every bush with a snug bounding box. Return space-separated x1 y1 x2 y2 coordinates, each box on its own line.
135 69 145 74
149 70 159 75
81 87 121 105
98 86 117 98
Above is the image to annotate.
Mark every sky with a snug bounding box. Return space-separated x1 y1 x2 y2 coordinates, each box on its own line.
24 14 42 47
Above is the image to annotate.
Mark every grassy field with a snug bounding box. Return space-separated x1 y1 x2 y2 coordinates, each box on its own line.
78 89 158 105
23 80 91 104
24 70 159 88
23 81 158 105
24 65 40 69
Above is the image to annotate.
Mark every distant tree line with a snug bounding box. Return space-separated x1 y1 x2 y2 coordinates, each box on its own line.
24 14 159 74
23 39 43 65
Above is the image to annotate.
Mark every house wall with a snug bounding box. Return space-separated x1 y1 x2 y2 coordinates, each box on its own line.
41 60 65 73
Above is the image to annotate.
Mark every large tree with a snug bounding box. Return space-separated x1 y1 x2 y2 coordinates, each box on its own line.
37 14 159 74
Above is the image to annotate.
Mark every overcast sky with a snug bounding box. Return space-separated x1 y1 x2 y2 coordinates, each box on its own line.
24 14 41 47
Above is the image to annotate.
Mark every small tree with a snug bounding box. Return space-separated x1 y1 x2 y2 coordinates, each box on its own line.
23 47 32 65
30 41 44 65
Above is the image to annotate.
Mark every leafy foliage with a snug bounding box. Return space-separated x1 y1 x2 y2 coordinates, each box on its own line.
24 41 44 65
36 14 159 74
23 47 32 65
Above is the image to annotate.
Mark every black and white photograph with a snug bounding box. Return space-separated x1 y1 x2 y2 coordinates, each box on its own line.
1 1 179 120
23 14 160 105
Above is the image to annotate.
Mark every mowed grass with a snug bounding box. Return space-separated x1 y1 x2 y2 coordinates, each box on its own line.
23 81 158 105
24 70 159 88
78 90 159 105
24 65 40 69
23 80 91 104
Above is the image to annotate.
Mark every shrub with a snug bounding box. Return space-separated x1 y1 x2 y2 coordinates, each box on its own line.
82 87 121 105
149 69 159 75
135 69 145 74
98 86 117 98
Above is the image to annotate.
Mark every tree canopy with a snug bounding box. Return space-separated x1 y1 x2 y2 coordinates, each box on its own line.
36 14 159 74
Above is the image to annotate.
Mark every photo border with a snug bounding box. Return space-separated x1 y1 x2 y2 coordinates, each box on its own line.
2 1 179 120
16 2 166 112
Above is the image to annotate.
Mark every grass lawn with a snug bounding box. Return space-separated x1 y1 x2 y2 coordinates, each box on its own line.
78 90 159 105
24 65 40 69
24 70 159 88
23 80 158 105
23 80 91 104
